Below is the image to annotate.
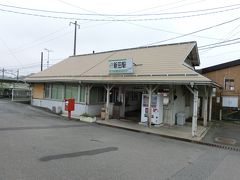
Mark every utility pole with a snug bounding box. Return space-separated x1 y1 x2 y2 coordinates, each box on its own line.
16 69 19 80
44 48 53 68
41 52 43 71
69 21 80 56
2 68 4 78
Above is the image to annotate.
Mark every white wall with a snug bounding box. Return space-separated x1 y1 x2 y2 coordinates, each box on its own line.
31 98 99 117
184 92 193 119
32 99 64 113
173 86 186 118
87 104 104 116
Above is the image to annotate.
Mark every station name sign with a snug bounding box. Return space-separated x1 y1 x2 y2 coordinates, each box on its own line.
109 58 134 74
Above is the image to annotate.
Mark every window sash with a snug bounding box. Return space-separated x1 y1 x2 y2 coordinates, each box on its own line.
65 84 78 100
44 84 51 98
51 84 63 100
90 87 104 104
225 79 234 91
79 86 85 102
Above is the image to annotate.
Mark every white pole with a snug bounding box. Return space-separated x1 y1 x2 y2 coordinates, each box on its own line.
203 96 208 127
148 85 152 128
192 90 198 137
105 84 110 121
208 89 213 121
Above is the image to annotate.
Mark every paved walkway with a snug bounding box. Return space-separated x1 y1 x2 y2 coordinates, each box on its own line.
203 121 240 147
96 119 208 141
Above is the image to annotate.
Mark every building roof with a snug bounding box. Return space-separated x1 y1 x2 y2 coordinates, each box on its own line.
201 59 240 74
25 41 216 86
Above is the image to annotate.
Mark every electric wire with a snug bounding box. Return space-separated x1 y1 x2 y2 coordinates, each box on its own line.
199 41 240 50
198 37 240 48
0 37 22 65
146 16 240 46
11 26 69 53
0 4 240 21
2 2 239 16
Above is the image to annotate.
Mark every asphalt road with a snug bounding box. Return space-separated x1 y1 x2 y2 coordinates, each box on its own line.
0 99 240 180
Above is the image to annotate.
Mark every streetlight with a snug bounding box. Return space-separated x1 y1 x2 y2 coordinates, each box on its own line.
44 48 53 68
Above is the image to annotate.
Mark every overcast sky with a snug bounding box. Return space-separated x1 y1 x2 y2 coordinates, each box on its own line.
0 0 240 76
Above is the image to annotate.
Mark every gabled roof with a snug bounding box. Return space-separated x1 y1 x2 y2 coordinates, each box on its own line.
201 59 240 74
25 41 216 86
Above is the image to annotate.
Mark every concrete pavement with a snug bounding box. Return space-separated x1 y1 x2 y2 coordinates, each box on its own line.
203 121 240 147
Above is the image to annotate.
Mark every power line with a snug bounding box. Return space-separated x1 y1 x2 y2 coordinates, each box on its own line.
198 22 240 55
125 0 192 14
126 22 224 41
199 41 240 50
2 2 240 17
11 26 68 53
146 16 240 45
201 49 240 58
198 37 240 48
57 0 225 43
0 4 240 21
0 36 22 65
9 30 72 54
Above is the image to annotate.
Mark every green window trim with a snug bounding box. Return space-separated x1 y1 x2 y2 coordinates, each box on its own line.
51 84 64 100
44 84 51 99
43 83 86 102
65 84 78 101
90 87 104 104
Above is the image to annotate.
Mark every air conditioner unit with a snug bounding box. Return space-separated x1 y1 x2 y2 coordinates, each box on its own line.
56 106 62 114
52 106 56 113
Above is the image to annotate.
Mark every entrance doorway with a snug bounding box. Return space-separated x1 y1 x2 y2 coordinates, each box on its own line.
124 90 142 122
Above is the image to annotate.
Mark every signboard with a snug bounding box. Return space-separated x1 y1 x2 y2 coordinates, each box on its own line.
109 59 133 74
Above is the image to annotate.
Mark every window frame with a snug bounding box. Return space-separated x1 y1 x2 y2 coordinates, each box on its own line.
44 83 51 99
224 78 235 91
51 84 64 100
65 84 79 101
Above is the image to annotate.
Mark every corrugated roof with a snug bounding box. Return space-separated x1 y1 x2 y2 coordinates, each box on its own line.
25 41 215 85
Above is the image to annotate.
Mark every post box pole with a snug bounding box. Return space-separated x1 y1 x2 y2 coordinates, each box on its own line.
68 111 71 119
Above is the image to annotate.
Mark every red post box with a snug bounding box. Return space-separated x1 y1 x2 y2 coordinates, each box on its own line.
64 98 75 119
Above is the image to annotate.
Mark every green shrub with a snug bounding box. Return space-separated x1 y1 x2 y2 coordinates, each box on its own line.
80 113 94 118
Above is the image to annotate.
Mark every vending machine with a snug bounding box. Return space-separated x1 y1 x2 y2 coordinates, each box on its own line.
141 94 163 125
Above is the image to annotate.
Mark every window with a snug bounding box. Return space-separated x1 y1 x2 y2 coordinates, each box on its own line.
222 96 238 107
225 78 235 91
44 84 51 98
65 84 78 100
90 87 104 104
79 86 86 102
51 84 64 100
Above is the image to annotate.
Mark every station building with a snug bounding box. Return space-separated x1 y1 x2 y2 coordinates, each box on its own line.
25 41 218 136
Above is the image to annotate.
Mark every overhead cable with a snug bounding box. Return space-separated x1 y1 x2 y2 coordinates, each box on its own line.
0 4 240 21
1 2 240 16
146 16 240 45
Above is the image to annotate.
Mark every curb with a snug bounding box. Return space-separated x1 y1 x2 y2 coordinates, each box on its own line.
96 121 240 152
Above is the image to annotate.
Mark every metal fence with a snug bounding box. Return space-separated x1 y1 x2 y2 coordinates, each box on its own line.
11 88 31 102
